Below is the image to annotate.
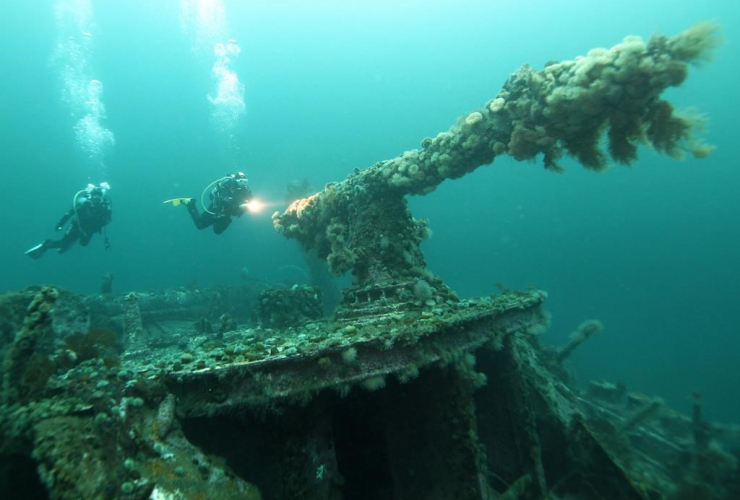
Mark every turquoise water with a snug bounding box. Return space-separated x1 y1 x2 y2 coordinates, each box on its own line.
1 0 738 422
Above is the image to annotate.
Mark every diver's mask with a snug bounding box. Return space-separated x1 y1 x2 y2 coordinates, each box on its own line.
85 182 111 195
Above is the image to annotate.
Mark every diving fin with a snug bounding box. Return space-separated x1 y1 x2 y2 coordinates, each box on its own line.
163 197 194 207
25 241 48 260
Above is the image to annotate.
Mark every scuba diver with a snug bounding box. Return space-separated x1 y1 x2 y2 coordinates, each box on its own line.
167 172 254 235
25 182 112 259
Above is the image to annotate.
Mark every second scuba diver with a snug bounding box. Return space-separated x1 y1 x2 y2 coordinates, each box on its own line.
168 172 254 235
25 182 113 259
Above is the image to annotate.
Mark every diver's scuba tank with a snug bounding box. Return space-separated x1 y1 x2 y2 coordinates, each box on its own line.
73 182 111 236
201 173 249 215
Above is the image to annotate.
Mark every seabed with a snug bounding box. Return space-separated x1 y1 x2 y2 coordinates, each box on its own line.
1 282 737 500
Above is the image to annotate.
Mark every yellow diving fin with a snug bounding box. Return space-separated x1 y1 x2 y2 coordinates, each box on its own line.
163 197 193 207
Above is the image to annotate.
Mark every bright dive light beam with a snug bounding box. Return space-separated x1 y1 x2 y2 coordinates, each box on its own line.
243 199 265 214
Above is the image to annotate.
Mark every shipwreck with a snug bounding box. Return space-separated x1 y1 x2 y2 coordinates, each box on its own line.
1 23 737 500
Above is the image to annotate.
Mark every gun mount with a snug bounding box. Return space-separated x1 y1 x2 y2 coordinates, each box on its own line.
273 23 720 316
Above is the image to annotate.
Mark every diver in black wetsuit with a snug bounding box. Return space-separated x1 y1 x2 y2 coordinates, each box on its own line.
185 172 254 234
25 183 112 259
